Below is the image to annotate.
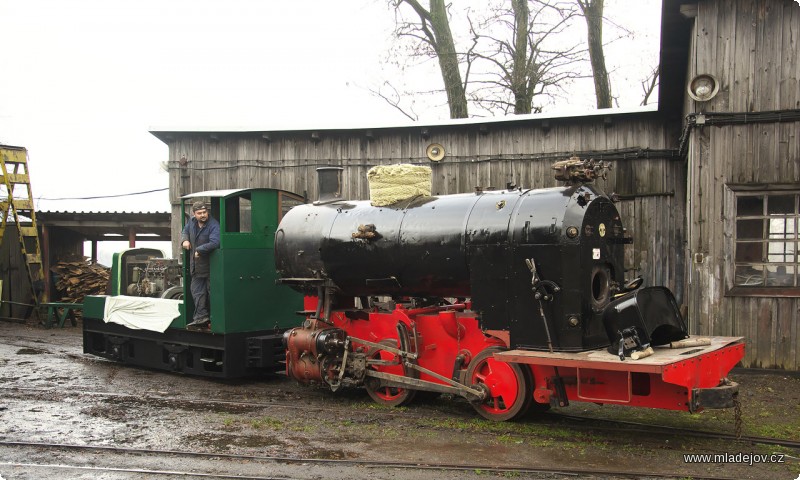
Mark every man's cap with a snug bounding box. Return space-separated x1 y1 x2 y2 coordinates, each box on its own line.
192 201 209 212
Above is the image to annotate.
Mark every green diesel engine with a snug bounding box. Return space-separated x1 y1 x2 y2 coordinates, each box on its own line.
82 188 306 378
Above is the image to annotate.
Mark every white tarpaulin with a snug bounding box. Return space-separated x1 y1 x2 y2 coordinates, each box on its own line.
103 295 182 333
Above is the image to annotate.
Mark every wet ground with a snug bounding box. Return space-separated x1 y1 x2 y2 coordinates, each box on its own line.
0 320 798 480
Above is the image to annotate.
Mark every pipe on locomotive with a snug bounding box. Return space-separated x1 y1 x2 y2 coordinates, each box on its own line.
275 160 685 353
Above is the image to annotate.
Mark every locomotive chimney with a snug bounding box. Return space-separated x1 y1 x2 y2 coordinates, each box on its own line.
316 167 344 204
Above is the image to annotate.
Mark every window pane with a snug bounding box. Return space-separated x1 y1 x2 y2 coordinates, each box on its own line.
735 242 763 262
767 195 796 215
223 195 252 233
239 197 252 233
735 265 764 286
736 219 763 239
766 265 795 286
737 196 763 216
768 218 795 239
733 191 800 291
767 241 796 263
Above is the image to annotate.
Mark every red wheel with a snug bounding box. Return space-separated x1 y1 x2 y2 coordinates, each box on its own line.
364 339 417 407
467 347 531 421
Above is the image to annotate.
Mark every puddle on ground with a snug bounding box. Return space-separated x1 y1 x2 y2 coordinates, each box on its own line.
185 432 285 450
97 395 261 415
82 404 131 422
17 348 48 355
305 447 351 460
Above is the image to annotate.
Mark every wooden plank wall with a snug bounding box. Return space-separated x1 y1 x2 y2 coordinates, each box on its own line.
0 225 32 319
166 115 687 303
686 0 800 369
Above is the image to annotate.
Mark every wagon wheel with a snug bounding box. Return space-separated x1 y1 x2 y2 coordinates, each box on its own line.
364 339 417 407
467 347 532 421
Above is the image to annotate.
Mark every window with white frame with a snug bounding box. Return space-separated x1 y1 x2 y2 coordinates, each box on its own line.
734 192 799 288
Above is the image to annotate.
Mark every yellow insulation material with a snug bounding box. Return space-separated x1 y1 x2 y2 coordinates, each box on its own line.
367 164 432 206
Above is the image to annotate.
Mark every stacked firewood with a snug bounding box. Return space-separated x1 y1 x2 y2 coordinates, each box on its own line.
51 258 110 303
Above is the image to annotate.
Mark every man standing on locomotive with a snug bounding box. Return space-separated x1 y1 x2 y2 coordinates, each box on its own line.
181 201 220 329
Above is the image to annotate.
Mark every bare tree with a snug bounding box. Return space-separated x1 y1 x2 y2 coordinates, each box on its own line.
386 0 585 118
640 65 659 106
369 82 420 121
381 0 654 118
468 0 585 115
576 0 612 109
393 0 469 118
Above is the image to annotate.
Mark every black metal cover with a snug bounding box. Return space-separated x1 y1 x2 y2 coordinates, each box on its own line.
602 286 688 348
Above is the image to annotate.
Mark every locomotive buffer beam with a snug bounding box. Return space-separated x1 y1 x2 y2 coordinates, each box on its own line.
365 369 486 402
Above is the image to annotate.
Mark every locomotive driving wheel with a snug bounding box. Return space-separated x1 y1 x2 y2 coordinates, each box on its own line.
364 339 417 407
467 347 532 421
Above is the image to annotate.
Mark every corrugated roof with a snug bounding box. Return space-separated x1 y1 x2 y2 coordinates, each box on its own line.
39 210 169 215
181 189 251 199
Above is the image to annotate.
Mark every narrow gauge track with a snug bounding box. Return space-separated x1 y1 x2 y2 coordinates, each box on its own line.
545 412 800 450
5 333 797 452
2 332 82 345
3 385 798 450
0 440 740 480
0 461 284 480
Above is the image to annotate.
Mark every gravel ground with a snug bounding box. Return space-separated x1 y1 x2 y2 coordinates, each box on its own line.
0 320 798 480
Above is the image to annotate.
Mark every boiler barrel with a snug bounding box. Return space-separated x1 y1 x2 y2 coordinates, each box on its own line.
276 184 631 351
274 186 616 298
275 193 477 297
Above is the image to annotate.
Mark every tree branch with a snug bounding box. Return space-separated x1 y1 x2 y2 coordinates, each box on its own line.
368 81 419 121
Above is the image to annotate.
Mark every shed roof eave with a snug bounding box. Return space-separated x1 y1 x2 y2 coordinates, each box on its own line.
149 104 661 142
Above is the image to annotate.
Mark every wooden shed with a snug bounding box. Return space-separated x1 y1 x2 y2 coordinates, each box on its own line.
151 0 800 370
0 224 33 320
681 0 800 369
0 211 170 318
35 211 171 302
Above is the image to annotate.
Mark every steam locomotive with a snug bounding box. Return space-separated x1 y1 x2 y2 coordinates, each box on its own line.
81 160 743 421
276 161 744 420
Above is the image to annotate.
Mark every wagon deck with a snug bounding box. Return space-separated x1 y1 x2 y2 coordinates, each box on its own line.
495 336 745 372
493 336 745 412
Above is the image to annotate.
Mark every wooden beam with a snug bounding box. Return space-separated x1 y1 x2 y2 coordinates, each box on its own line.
42 224 51 303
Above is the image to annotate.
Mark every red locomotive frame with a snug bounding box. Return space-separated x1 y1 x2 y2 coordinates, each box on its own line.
285 297 744 421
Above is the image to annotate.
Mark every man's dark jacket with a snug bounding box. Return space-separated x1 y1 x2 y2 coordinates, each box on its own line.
180 216 220 277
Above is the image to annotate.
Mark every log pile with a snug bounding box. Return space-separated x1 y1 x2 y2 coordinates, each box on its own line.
51 258 110 303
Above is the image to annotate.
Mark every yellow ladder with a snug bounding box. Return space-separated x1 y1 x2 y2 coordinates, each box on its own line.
1 145 45 310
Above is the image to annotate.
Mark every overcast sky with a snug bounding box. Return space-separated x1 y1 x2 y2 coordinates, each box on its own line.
1 0 661 221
